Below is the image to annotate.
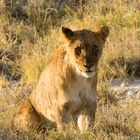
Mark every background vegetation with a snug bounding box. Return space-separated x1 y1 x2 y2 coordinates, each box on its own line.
0 0 140 139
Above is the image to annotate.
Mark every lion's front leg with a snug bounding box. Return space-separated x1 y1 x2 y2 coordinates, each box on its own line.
55 104 72 132
77 100 97 132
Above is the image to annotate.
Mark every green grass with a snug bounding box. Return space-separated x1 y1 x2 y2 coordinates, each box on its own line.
0 0 140 139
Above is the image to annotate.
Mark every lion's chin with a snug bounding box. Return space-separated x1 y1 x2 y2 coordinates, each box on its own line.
81 71 96 78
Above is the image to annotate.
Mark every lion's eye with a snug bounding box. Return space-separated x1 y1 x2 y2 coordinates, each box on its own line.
75 47 81 55
92 45 98 53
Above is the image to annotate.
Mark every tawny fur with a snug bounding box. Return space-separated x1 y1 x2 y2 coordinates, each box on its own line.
12 26 109 132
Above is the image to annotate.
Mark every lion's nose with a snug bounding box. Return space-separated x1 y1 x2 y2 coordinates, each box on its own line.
83 63 93 69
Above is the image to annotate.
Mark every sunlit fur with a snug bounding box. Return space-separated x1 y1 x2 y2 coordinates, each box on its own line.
12 26 109 132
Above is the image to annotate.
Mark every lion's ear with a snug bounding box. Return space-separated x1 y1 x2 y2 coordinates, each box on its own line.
98 26 109 41
61 26 74 41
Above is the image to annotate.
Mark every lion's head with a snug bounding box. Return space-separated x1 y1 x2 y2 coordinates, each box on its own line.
62 26 109 78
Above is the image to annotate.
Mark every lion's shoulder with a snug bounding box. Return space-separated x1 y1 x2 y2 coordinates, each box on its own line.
53 45 67 60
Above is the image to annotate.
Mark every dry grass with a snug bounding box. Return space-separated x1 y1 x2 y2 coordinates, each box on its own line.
0 0 140 139
0 85 140 139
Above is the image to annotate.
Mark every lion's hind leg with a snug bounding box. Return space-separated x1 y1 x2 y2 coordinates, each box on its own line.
12 98 45 132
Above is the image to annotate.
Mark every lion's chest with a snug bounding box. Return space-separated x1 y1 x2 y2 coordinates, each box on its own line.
62 78 96 114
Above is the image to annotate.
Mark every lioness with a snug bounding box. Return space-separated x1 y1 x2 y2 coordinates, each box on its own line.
12 26 109 132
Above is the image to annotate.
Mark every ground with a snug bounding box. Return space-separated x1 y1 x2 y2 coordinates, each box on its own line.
0 81 140 139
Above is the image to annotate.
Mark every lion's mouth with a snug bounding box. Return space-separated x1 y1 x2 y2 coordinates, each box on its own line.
77 66 96 78
82 70 96 78
85 70 92 73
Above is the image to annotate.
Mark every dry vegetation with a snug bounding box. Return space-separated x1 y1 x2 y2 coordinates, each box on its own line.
0 0 140 139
